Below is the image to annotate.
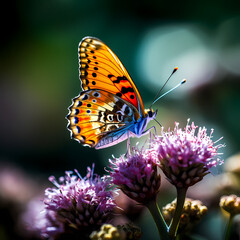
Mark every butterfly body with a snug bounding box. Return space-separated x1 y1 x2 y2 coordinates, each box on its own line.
67 37 157 149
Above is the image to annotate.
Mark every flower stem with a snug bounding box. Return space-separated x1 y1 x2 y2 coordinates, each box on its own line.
225 214 234 240
169 187 187 239
146 200 170 240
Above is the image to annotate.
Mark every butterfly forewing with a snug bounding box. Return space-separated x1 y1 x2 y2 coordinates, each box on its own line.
78 37 145 117
67 90 140 148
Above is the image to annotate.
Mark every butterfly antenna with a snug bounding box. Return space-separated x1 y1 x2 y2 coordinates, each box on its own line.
150 67 178 109
151 79 186 106
154 118 162 127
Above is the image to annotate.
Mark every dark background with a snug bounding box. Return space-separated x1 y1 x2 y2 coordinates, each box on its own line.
0 1 240 239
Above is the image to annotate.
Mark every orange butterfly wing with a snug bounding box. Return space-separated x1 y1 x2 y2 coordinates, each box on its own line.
67 90 139 148
78 36 146 117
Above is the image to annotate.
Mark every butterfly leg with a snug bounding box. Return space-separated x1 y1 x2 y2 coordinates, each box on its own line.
141 126 157 146
142 126 157 136
126 131 131 157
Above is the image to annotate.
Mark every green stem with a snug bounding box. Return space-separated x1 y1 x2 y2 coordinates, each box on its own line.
225 214 234 240
146 199 171 240
169 187 187 239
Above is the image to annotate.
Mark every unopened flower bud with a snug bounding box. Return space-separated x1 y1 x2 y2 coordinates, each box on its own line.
162 198 208 233
90 224 121 240
220 195 240 215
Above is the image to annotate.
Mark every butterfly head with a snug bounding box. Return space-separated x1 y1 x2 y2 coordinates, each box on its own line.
145 108 157 120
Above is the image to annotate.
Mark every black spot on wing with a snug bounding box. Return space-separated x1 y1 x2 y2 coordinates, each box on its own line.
113 76 128 84
121 87 134 94
116 92 122 97
74 117 79 124
82 94 88 100
108 75 128 84
93 92 100 97
88 140 95 145
130 94 135 99
76 126 81 133
124 107 130 115
81 135 86 142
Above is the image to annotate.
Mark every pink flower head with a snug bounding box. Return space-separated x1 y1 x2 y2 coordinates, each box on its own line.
153 120 224 188
42 166 116 239
109 146 161 204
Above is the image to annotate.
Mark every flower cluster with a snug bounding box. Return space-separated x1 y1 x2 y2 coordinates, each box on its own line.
153 120 224 188
109 146 161 204
41 167 116 239
162 198 208 234
27 119 225 240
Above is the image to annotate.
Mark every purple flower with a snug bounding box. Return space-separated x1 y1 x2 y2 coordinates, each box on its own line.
41 166 116 239
109 146 161 204
153 120 224 188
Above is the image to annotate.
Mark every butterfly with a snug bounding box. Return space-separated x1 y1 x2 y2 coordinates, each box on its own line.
67 36 157 149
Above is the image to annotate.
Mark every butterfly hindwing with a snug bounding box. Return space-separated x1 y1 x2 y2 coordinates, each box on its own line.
78 37 145 117
67 89 140 148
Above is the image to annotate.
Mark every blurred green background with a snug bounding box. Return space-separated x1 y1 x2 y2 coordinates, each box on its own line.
1 0 240 239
